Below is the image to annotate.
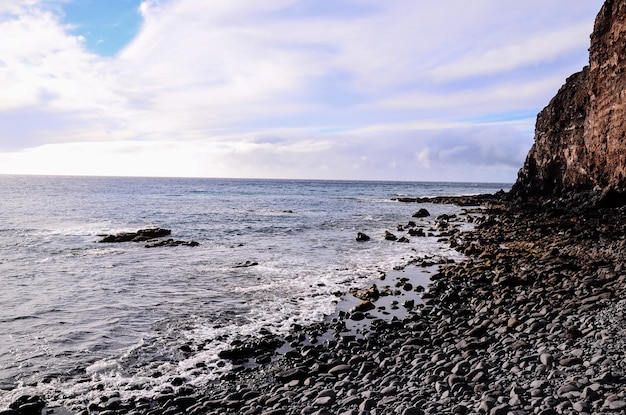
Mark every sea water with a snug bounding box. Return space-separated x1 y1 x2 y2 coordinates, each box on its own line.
0 176 509 409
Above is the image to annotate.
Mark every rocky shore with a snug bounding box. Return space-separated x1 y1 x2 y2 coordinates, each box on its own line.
6 193 626 415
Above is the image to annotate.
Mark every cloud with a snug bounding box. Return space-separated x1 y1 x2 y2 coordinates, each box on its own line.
0 0 605 180
0 124 533 182
430 22 593 82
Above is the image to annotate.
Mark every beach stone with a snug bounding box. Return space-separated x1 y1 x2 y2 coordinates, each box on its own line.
328 364 351 375
314 396 333 406
9 396 46 414
605 400 626 410
359 399 377 411
478 397 496 413
104 397 122 410
352 301 375 313
489 403 510 415
260 410 287 415
381 385 397 396
316 390 336 400
401 407 423 415
572 401 591 412
557 383 581 396
275 367 309 382
350 312 365 321
530 380 548 389
539 353 554 366
559 357 583 367
14 402 46 415
340 396 362 407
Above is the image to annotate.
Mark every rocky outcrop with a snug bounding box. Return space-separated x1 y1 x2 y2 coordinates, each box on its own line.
512 0 626 202
144 239 199 248
98 228 172 243
98 228 199 248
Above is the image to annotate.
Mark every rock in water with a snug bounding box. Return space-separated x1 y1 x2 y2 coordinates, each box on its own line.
512 0 626 203
384 231 398 241
356 232 371 242
99 228 171 243
412 208 430 218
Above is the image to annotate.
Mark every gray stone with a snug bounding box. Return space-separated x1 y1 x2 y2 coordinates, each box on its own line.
572 401 591 412
381 386 397 396
606 400 626 410
489 404 510 415
314 396 333 406
328 364 351 376
401 407 423 415
539 353 554 366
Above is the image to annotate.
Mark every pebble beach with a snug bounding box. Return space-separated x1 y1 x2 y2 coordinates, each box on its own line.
8 192 626 415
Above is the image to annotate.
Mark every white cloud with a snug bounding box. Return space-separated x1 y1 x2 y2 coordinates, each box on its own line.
0 0 606 180
430 22 593 82
415 148 431 169
0 123 532 181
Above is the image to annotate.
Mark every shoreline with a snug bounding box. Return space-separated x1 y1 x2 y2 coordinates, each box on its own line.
9 193 626 415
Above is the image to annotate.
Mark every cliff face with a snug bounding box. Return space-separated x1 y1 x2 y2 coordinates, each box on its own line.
512 0 626 198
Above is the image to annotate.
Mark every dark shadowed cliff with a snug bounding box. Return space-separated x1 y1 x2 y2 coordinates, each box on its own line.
512 0 626 204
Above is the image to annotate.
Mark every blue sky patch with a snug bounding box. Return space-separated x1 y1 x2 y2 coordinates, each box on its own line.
61 0 143 56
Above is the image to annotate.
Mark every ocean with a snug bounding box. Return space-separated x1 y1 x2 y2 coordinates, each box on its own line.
0 176 509 410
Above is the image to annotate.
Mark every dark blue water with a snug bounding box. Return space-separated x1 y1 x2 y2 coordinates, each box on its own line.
0 176 510 408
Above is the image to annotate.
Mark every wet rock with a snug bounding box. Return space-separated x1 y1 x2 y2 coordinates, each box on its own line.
413 208 431 218
145 239 199 248
99 227 171 243
408 228 426 237
234 261 259 268
356 232 371 242
351 285 379 301
352 301 375 313
385 231 398 241
218 336 284 360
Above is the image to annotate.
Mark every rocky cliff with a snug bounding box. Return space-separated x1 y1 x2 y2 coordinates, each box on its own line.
512 0 626 202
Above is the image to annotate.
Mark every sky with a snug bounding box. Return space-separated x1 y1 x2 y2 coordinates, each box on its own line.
0 0 605 182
